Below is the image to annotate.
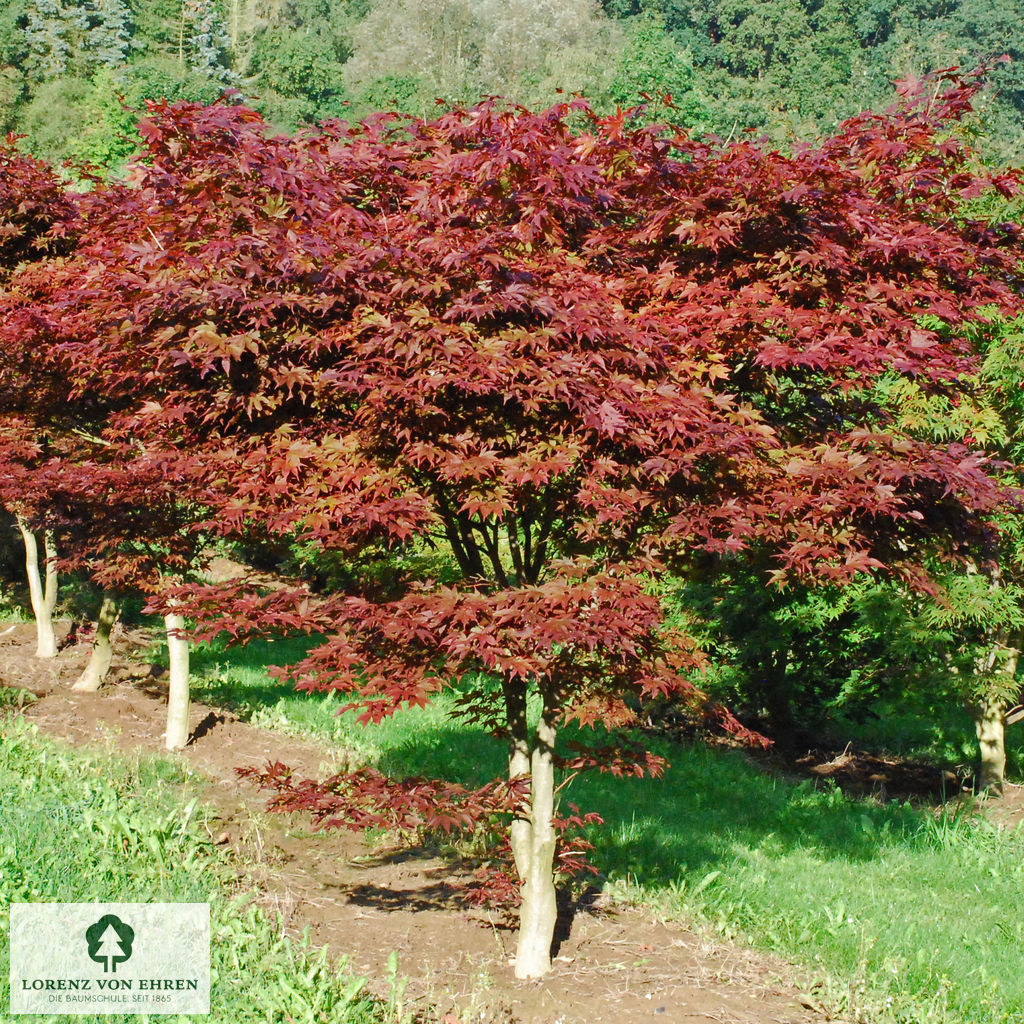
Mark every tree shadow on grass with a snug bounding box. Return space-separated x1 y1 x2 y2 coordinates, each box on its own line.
574 739 932 887
374 722 506 789
189 678 298 716
376 724 935 901
184 634 327 718
180 644 943 892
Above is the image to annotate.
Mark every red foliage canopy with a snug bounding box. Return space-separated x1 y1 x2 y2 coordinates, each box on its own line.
8 74 1021 718
0 137 80 526
0 136 75 282
0 138 203 594
5 72 1022 955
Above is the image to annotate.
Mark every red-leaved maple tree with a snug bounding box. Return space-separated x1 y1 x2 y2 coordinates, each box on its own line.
0 136 78 657
0 139 205 729
10 71 1023 976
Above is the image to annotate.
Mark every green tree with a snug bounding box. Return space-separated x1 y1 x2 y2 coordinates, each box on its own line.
24 0 75 78
251 32 348 116
125 0 182 52
0 1 28 132
609 14 711 130
87 0 131 69
597 0 1022 158
948 316 1024 789
17 76 92 162
66 67 140 170
343 0 622 116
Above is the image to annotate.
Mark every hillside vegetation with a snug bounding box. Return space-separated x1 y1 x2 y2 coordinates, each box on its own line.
0 0 1021 169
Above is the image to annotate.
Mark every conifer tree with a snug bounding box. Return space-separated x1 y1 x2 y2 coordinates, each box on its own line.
87 0 130 69
24 0 71 78
182 0 236 84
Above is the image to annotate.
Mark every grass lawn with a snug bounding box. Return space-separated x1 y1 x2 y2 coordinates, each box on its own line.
189 636 1024 1024
0 715 385 1024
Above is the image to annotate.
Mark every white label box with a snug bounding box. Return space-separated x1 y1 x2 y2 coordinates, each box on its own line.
9 903 209 1015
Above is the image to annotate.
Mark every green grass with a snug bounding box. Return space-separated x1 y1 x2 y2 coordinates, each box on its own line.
581 746 1024 1024
832 697 1024 781
0 716 385 1024
189 637 501 779
193 637 1024 1024
0 603 31 624
0 686 35 712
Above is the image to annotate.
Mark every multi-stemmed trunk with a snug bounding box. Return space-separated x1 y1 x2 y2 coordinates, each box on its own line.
164 610 190 750
72 593 119 692
506 681 560 980
17 519 58 658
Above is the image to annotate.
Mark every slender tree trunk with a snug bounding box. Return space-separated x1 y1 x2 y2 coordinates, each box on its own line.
73 593 119 692
971 636 1019 794
17 519 57 658
177 1 186 69
504 680 531 881
43 529 57 618
164 611 190 750
974 695 1006 793
514 686 559 980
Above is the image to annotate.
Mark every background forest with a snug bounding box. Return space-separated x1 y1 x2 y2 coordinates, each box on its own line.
0 0 1021 171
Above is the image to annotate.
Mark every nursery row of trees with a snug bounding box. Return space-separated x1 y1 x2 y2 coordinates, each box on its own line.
0 0 1022 168
1 71 1022 977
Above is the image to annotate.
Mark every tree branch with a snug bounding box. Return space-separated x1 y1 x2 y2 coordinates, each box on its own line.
506 513 526 585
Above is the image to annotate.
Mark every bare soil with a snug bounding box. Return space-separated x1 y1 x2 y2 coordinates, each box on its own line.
2 621 848 1023
761 740 1024 826
792 746 966 800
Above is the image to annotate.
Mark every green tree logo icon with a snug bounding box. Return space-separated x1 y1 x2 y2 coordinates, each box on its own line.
85 915 135 973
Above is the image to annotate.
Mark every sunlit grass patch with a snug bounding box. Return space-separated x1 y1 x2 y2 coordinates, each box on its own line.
578 744 1024 1024
0 718 383 1024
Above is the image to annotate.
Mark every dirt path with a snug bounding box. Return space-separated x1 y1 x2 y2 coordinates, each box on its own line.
2 624 833 1024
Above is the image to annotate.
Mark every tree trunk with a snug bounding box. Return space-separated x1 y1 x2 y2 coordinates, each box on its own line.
971 638 1019 794
17 519 57 658
164 611 190 750
504 680 531 881
73 593 119 692
974 696 1006 793
177 1 186 68
229 0 240 48
514 687 559 980
43 530 57 618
